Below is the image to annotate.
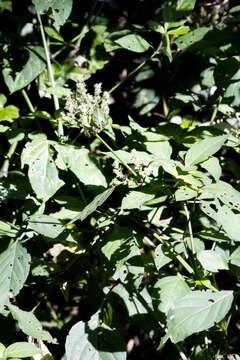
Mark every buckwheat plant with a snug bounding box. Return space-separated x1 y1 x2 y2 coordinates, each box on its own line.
62 78 110 136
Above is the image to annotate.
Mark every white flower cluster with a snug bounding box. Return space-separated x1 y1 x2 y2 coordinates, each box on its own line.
62 78 110 136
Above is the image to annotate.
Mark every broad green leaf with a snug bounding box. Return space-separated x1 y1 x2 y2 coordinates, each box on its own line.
45 86 71 98
28 215 65 239
175 27 209 51
217 205 240 242
32 0 73 31
65 312 126 360
154 275 190 313
21 139 64 201
0 220 18 238
185 135 227 167
0 0 12 11
54 144 107 187
154 244 172 270
0 93 7 108
175 186 197 201
177 0 196 11
2 46 46 93
44 26 64 42
230 246 240 266
121 191 154 210
201 157 221 182
168 26 190 35
0 105 19 121
69 187 115 224
0 241 30 312
145 140 172 160
167 290 233 343
4 342 40 358
200 181 240 212
115 34 151 53
197 250 228 272
102 226 131 261
8 304 53 342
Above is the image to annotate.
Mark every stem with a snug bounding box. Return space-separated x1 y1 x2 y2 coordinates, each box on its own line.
184 203 194 253
95 132 138 177
21 89 35 112
0 141 18 177
210 95 222 125
36 11 64 138
109 41 162 94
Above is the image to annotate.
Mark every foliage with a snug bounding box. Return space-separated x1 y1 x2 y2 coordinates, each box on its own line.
0 0 240 359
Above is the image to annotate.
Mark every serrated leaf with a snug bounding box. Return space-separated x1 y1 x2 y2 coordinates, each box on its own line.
21 139 64 201
167 290 233 343
54 144 107 187
185 135 227 167
217 205 240 242
65 312 126 360
0 241 30 312
115 34 151 53
69 187 115 224
32 0 73 31
2 46 46 93
197 250 228 272
121 191 154 210
8 304 53 342
4 342 40 358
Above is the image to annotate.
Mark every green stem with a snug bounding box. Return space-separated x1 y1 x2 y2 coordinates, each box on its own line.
36 11 64 138
21 89 34 112
109 41 162 94
210 95 222 125
0 141 18 177
95 132 138 177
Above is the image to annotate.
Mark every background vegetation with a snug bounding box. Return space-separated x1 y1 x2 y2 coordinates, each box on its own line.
0 0 240 359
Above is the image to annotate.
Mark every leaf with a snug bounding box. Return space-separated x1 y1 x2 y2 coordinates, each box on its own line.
21 139 64 201
54 144 107 188
216 205 240 242
175 186 198 201
201 157 221 182
8 304 53 342
44 26 64 42
0 0 12 11
167 290 233 343
69 187 115 224
197 250 228 272
0 220 18 238
65 312 126 360
230 246 240 266
185 135 227 167
175 27 209 51
121 191 154 210
177 0 196 11
28 215 65 239
0 105 19 121
154 244 172 270
0 93 7 108
153 275 191 313
4 342 40 358
32 0 73 31
45 86 71 98
2 46 46 93
115 34 151 53
0 241 30 312
168 26 190 35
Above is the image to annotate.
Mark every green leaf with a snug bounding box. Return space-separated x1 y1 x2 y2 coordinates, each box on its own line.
65 312 126 360
45 86 71 98
121 191 154 210
167 290 233 343
168 26 190 35
154 275 191 313
44 26 64 42
0 0 12 11
230 246 240 266
8 304 53 342
175 186 198 201
0 93 7 108
154 244 172 270
185 135 227 167
0 241 30 312
175 27 209 51
21 139 64 201
0 105 19 121
197 250 228 272
2 46 46 93
54 144 107 188
177 0 196 11
216 205 240 242
4 342 40 358
201 157 221 182
0 220 18 238
28 215 65 239
115 34 151 53
69 187 115 224
32 0 73 31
